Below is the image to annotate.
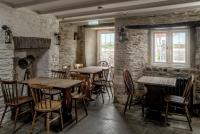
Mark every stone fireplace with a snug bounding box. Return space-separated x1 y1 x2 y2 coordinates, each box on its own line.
14 49 48 81
13 36 56 81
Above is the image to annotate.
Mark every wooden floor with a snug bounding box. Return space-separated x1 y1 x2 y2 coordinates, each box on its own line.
0 95 199 134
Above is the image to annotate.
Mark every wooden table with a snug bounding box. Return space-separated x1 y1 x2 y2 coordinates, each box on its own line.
70 66 109 75
137 76 177 121
70 66 110 100
23 77 82 126
70 66 110 81
137 76 176 87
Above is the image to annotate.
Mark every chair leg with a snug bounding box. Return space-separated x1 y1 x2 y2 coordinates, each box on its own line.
124 95 130 115
186 106 192 122
50 94 54 100
46 113 50 134
59 108 63 130
185 106 192 131
13 107 20 133
95 90 99 105
29 102 34 118
128 96 133 110
105 85 110 99
31 111 37 134
108 82 113 98
165 102 169 124
74 100 78 123
0 105 8 127
82 98 88 116
101 88 104 104
141 97 145 117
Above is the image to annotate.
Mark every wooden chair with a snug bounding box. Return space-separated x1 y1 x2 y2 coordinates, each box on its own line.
30 84 63 134
74 64 84 69
97 61 109 67
69 71 80 80
71 74 89 123
123 69 146 116
63 66 71 78
0 80 33 133
165 76 193 131
42 70 67 99
92 69 111 103
51 70 67 79
107 66 114 97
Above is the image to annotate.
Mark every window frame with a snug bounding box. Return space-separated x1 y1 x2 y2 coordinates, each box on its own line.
151 28 190 68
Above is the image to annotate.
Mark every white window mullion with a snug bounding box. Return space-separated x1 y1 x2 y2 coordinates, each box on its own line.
168 30 173 66
186 30 190 67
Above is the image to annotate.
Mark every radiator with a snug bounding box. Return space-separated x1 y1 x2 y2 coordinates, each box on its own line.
166 77 189 96
166 76 192 112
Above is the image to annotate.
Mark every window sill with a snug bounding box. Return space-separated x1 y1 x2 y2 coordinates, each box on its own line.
150 63 191 69
150 64 191 69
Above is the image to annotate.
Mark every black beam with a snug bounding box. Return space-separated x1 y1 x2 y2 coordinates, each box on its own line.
125 21 200 29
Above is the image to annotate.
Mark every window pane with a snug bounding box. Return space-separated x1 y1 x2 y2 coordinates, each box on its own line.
172 32 186 63
100 33 115 66
154 32 167 62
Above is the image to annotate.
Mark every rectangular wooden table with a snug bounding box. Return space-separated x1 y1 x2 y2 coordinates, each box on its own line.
23 77 82 126
137 76 177 122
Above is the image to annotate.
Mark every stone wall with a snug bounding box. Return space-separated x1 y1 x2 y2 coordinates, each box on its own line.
59 24 98 67
114 29 148 103
59 22 78 68
0 3 59 81
0 4 59 98
114 9 200 105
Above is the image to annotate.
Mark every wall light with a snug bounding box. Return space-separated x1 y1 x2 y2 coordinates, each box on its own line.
1 25 12 44
54 33 61 45
74 32 80 40
119 27 128 43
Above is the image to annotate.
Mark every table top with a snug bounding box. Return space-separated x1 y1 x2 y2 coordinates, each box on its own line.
137 76 177 87
23 77 82 89
70 66 109 74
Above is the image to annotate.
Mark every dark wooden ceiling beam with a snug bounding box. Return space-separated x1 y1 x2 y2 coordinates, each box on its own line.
125 21 200 29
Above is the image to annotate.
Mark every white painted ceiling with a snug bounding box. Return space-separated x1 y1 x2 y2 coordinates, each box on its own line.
1 0 200 24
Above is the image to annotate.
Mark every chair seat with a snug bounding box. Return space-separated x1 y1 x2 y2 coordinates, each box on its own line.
7 96 33 106
164 95 188 105
35 100 61 112
132 90 146 97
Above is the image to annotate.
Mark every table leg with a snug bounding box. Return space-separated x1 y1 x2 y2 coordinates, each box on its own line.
145 85 166 122
61 89 73 124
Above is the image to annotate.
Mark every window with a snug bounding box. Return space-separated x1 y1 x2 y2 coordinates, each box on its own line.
98 30 115 66
151 28 190 67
